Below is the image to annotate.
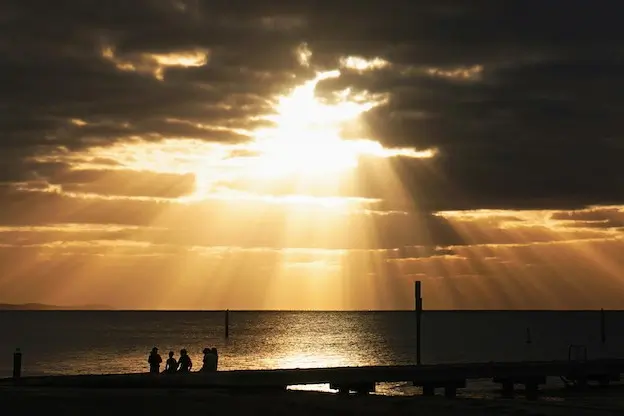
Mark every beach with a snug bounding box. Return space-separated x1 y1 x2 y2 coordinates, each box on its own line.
3 386 624 416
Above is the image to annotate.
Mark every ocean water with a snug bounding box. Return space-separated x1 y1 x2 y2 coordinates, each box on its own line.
1 311 623 396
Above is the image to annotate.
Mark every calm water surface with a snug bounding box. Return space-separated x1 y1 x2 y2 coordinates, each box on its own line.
1 311 623 396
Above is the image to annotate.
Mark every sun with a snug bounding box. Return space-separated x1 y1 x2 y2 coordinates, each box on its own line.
248 70 386 178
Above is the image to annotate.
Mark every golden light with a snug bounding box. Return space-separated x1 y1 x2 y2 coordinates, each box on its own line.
16 48 441 311
150 51 208 67
50 51 437 204
5 38 624 316
249 70 381 177
69 118 88 126
340 56 390 72
101 44 209 80
425 64 484 81
247 68 434 180
295 42 312 67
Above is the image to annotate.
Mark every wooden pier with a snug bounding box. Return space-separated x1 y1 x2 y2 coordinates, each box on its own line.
3 358 624 399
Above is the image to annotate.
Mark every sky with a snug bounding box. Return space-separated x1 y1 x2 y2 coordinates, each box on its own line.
0 1 622 310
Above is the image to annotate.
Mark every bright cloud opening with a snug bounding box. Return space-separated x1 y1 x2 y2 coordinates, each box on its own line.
425 65 484 81
340 56 390 72
38 46 436 205
247 64 434 179
101 45 209 80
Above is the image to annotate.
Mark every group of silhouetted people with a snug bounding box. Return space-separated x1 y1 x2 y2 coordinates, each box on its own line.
148 346 219 374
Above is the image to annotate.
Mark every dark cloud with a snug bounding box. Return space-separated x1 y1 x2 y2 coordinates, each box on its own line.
1 0 623 211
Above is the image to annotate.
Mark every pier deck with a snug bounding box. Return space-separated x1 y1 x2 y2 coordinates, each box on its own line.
3 358 624 396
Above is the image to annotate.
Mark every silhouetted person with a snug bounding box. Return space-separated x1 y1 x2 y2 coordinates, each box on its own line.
211 347 219 370
148 347 162 374
201 347 217 372
178 349 192 373
164 351 177 374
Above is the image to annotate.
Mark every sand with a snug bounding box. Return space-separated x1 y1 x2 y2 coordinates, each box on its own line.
2 386 624 416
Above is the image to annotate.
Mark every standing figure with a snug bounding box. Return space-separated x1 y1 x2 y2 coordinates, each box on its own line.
178 348 193 372
201 347 217 372
211 347 219 371
164 351 177 374
148 347 162 374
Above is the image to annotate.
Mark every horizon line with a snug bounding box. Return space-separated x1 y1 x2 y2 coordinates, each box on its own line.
0 306 618 312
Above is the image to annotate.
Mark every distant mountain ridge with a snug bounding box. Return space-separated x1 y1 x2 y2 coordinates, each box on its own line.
0 303 113 310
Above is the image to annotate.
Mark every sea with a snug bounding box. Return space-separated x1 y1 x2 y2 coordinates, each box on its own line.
1 310 623 397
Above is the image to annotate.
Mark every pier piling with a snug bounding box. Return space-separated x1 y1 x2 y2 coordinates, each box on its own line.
444 385 457 398
13 348 22 380
501 381 514 398
525 381 539 400
415 281 422 365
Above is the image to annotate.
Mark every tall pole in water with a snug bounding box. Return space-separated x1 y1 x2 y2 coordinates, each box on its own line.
225 309 230 339
415 281 423 365
600 308 606 344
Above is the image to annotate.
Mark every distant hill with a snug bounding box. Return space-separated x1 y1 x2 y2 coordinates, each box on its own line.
0 303 113 310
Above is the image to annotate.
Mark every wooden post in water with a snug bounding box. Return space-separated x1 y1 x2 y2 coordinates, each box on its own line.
225 309 230 339
415 281 423 365
600 308 606 344
13 348 22 379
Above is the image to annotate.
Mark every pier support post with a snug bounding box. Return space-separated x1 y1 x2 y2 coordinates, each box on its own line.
501 381 514 398
354 382 375 395
525 382 539 400
13 348 22 379
415 281 422 365
495 377 544 399
422 385 435 396
444 385 457 398
225 309 229 338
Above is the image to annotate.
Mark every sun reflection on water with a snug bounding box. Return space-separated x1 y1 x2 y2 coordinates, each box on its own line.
263 351 361 369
